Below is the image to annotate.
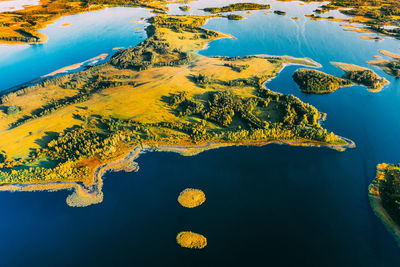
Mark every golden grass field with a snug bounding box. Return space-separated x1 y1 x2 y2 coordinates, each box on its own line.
0 23 316 160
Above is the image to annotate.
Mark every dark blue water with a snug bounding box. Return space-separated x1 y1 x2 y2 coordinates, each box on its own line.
1 146 400 266
0 1 400 266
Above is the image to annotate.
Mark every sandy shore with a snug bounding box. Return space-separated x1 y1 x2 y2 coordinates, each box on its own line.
379 49 400 59
257 54 322 68
360 36 383 41
0 134 355 207
0 32 48 45
42 53 108 77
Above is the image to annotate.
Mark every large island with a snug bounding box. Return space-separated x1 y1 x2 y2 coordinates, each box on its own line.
0 13 354 206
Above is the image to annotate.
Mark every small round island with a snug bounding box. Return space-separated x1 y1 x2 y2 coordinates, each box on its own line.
176 231 207 249
177 188 206 208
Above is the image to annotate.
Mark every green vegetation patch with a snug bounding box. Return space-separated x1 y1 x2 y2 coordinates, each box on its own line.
368 59 400 78
227 14 245 20
343 69 387 90
179 6 191 12
293 69 352 94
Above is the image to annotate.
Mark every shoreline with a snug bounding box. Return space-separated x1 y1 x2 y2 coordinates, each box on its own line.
0 32 48 45
0 135 355 207
42 53 109 78
257 54 322 69
0 53 110 95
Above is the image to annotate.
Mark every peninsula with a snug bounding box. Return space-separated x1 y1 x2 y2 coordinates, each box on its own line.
0 13 354 206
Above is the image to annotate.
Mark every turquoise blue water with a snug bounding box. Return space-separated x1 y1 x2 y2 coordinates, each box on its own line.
0 7 151 90
0 1 400 266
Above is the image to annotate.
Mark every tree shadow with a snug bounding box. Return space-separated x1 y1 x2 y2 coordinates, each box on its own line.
0 106 7 114
34 131 60 148
160 93 175 105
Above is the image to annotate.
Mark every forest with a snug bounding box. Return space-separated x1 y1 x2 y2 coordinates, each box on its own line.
343 69 386 89
292 69 352 94
387 61 400 77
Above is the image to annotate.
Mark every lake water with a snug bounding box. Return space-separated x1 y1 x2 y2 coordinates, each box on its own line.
0 0 40 13
0 1 400 266
0 7 151 90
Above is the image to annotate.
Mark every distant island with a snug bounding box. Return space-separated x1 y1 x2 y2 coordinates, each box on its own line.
2 0 400 45
0 14 354 206
306 0 400 40
293 63 388 94
369 163 400 245
274 10 287 16
203 3 270 14
179 6 191 12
